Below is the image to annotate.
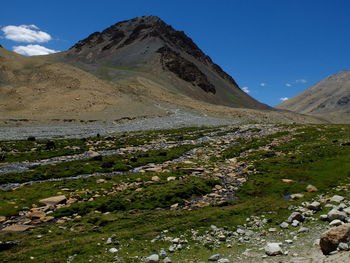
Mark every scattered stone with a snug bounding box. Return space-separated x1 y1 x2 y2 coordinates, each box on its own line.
109 248 118 253
282 179 295 183
0 216 6 222
306 184 318 192
338 242 349 251
329 219 343 227
163 257 172 263
208 254 220 261
290 193 304 199
327 209 347 221
320 214 328 221
39 195 67 206
330 195 345 203
264 242 283 256
96 179 107 184
145 254 159 263
280 222 289 229
151 176 161 182
292 220 300 227
27 211 46 219
319 224 350 255
167 177 176 181
268 228 277 232
218 259 230 263
308 201 321 211
1 224 33 233
298 226 310 233
287 212 304 223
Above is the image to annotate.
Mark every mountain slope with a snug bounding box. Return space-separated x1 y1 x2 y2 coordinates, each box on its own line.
51 15 270 110
277 70 350 122
0 46 161 121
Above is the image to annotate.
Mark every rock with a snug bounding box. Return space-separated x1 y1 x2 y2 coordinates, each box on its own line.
290 193 304 199
208 254 220 261
163 257 172 263
298 226 310 233
151 176 161 182
268 228 277 232
319 224 350 255
280 222 289 229
0 216 6 222
159 249 167 258
0 241 20 252
109 248 118 253
96 179 107 184
329 219 343 227
39 195 67 206
306 184 318 192
338 242 349 251
1 224 33 233
330 195 345 203
320 214 328 221
264 242 283 256
343 207 350 215
218 259 230 263
282 179 295 183
145 254 159 262
292 220 300 227
308 201 321 211
171 238 180 244
27 211 46 219
167 177 176 181
287 212 304 223
327 209 347 221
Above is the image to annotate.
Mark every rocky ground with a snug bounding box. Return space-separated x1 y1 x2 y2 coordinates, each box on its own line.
0 123 350 262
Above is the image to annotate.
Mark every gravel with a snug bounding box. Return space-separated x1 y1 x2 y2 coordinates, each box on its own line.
0 110 239 140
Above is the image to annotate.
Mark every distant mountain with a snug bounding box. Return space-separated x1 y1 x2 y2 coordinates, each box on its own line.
54 15 270 110
278 70 350 123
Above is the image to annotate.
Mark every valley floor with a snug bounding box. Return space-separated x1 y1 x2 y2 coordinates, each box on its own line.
0 123 350 262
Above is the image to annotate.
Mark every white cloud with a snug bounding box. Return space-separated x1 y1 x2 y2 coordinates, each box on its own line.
242 87 250 93
1 25 52 43
260 82 266 87
13 44 58 56
280 97 289 102
286 83 292 87
295 79 307 84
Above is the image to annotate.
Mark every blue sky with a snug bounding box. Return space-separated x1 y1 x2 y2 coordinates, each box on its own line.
1 0 349 106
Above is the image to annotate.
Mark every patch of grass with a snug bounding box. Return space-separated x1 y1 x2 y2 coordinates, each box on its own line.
53 177 218 217
0 144 198 184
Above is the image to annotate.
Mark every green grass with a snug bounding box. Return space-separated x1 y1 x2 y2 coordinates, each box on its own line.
0 144 198 184
1 124 350 262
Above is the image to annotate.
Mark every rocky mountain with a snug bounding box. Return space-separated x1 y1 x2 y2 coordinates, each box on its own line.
54 15 270 110
278 70 350 122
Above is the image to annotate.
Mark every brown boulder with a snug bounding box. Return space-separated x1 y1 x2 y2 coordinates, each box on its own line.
320 224 350 254
27 211 46 219
1 224 33 233
39 195 67 206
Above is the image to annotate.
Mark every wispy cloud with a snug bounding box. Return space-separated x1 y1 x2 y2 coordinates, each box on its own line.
285 83 292 87
295 79 307 84
13 44 58 56
242 87 250 93
1 25 52 43
260 82 266 87
280 97 289 102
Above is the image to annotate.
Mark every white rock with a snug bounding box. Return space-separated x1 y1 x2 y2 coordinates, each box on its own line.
280 222 289 229
264 243 283 256
329 219 343 226
108 248 118 253
298 226 310 233
218 259 230 263
308 201 321 211
328 209 347 221
145 254 159 263
287 212 304 223
338 242 349 251
331 195 345 203
292 220 300 227
208 254 220 261
163 257 172 263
